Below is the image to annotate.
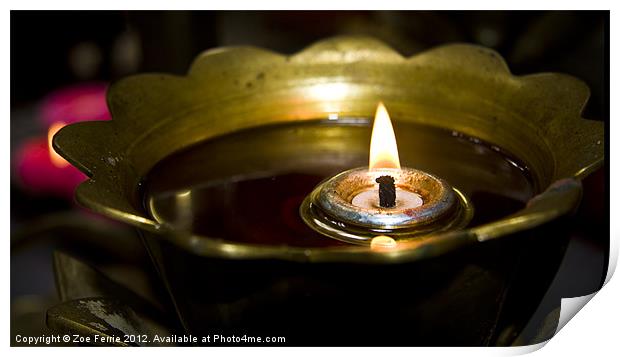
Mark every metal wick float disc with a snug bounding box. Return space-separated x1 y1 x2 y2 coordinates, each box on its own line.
300 167 473 246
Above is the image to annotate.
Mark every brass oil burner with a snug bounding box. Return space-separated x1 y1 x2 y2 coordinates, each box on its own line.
53 37 603 345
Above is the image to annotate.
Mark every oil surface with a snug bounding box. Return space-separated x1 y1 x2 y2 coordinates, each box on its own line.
145 119 536 247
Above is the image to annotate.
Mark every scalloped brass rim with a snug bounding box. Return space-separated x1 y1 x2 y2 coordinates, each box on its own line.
53 36 603 263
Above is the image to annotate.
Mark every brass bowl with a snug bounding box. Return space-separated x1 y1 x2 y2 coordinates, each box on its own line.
54 36 603 263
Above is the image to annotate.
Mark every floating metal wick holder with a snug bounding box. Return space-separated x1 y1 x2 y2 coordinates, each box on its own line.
301 167 473 245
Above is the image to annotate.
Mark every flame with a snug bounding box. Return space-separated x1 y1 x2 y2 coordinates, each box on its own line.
369 102 400 170
48 122 69 168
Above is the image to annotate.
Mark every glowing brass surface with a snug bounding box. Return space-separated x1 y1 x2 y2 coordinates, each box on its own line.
53 36 603 263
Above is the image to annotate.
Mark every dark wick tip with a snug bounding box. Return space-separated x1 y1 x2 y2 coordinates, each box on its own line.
376 175 396 208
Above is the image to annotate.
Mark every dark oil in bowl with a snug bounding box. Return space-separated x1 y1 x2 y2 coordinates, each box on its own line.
144 119 536 247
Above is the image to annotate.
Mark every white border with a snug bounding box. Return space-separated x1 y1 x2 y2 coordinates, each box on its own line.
4 2 617 357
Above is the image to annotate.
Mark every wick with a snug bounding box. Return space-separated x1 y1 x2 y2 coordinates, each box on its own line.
376 175 396 208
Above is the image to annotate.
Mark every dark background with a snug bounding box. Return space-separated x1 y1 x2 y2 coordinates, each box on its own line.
10 10 609 346
11 11 608 118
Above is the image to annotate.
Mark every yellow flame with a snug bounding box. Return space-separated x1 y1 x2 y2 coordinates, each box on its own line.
369 102 400 170
48 122 69 168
